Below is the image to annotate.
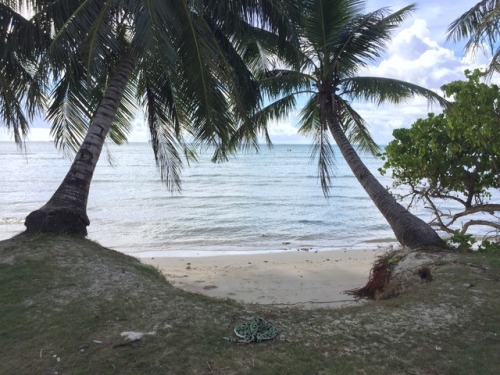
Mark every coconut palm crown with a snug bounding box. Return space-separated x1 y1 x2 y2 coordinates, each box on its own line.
245 0 448 249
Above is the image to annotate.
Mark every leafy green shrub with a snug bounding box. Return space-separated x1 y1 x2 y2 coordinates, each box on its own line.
477 240 500 253
447 231 476 251
447 230 500 253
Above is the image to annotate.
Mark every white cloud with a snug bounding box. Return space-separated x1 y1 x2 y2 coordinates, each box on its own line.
365 19 465 88
355 17 491 144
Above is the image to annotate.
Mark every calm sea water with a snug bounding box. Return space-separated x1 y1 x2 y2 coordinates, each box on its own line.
0 141 417 256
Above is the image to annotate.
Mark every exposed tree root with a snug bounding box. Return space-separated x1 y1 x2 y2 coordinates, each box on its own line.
347 250 452 300
347 257 392 299
25 206 89 236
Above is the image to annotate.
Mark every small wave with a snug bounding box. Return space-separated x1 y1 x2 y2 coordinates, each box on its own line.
297 220 325 225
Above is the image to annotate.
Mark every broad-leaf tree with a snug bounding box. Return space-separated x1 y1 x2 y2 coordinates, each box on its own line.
1 0 299 235
380 70 500 236
447 0 499 76
243 0 448 249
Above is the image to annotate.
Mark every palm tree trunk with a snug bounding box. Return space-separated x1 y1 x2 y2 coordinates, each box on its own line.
25 55 136 236
327 115 445 249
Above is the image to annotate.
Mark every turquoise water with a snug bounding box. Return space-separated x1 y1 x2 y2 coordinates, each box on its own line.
1 142 405 256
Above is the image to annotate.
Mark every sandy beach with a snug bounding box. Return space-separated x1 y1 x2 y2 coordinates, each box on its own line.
141 247 387 309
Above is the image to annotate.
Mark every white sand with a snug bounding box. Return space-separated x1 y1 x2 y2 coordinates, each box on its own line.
141 248 387 309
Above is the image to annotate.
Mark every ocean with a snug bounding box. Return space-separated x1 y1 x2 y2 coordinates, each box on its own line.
0 141 420 257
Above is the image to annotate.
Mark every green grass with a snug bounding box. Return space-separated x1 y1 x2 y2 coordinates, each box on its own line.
1 233 499 374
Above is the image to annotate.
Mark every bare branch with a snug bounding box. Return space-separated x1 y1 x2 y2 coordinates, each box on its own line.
462 220 500 233
449 204 500 220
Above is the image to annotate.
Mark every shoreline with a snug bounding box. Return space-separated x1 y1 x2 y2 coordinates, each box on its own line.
141 247 389 309
129 238 399 258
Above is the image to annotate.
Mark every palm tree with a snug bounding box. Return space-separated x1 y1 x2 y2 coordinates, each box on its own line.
447 0 499 76
243 0 447 249
2 0 299 235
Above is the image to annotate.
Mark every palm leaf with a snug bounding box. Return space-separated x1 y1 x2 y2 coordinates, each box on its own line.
447 0 499 75
259 69 313 98
337 97 379 155
341 76 449 108
331 5 416 76
231 93 297 150
0 69 31 145
297 95 320 135
175 7 235 156
295 94 335 196
137 53 190 192
301 0 363 57
0 3 47 145
107 73 137 146
447 0 499 47
47 69 94 157
310 122 336 197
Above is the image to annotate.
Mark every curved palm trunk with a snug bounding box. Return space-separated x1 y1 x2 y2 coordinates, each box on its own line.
327 116 445 249
25 55 136 236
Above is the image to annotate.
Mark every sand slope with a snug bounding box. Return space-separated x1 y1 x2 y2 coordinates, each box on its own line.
141 248 386 309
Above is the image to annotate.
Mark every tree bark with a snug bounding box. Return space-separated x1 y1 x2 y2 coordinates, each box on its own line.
327 114 445 249
25 55 137 236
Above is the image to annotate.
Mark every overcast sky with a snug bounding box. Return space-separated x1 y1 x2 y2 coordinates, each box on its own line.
1 0 494 145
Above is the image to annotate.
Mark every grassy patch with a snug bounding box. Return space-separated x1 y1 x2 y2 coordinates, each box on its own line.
1 234 499 374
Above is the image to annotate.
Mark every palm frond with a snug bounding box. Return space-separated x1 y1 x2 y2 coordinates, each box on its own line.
81 1 124 76
341 76 449 108
310 123 336 197
107 73 137 146
337 97 379 155
447 0 499 47
139 63 195 192
175 7 235 157
294 94 335 196
235 22 301 72
204 0 301 45
149 122 192 194
297 95 320 135
486 45 500 76
259 69 313 98
331 4 416 76
447 0 500 74
0 3 47 146
204 17 262 124
0 69 31 145
130 0 181 57
231 93 297 150
301 0 363 57
47 71 94 157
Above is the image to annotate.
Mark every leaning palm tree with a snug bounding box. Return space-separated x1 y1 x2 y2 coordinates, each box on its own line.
242 0 447 249
2 0 299 235
447 0 499 76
